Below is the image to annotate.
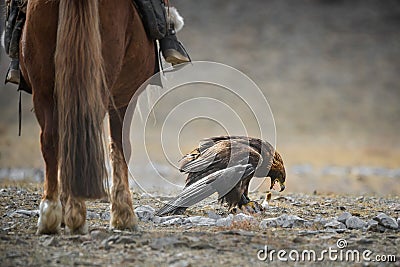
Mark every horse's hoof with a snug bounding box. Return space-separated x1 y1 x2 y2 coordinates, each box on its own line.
66 222 88 235
110 213 139 232
37 199 62 235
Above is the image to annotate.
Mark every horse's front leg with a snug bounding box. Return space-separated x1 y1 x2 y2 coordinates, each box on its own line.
109 106 138 230
34 96 62 234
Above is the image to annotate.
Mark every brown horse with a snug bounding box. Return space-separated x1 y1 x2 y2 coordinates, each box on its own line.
19 0 155 234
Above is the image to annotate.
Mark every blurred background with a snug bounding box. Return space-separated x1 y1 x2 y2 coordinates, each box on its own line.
0 0 399 195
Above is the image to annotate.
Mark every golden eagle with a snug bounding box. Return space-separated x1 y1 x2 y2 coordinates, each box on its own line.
156 136 286 216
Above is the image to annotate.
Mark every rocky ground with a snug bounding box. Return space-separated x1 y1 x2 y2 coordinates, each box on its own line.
0 181 399 266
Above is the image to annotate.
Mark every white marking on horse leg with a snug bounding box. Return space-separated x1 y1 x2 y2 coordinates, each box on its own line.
37 198 62 234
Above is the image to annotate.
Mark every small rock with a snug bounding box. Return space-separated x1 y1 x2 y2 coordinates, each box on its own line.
216 215 233 227
42 236 58 247
207 211 221 220
233 213 254 222
274 196 295 202
134 205 155 222
365 219 379 231
324 220 346 230
161 217 185 226
392 204 400 212
281 215 309 228
184 216 216 226
10 209 39 218
345 216 367 230
153 215 182 224
373 213 399 230
357 238 373 244
356 196 364 201
259 218 278 229
276 214 289 226
115 236 137 244
260 215 309 229
292 237 305 243
337 212 352 224
314 216 334 226
86 210 100 220
100 212 110 221
169 260 191 267
90 230 109 240
101 235 120 247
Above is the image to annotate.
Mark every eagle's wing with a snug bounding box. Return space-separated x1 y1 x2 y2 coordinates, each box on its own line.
155 164 255 216
198 135 251 151
179 146 222 173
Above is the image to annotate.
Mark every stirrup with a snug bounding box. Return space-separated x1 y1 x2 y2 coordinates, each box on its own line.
5 68 20 85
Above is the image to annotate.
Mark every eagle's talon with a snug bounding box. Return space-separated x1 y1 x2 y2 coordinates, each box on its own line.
239 201 264 214
228 207 238 214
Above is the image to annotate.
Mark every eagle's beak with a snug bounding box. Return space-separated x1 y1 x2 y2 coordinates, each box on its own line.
279 181 285 192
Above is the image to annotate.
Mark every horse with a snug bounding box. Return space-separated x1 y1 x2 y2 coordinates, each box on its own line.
19 0 156 234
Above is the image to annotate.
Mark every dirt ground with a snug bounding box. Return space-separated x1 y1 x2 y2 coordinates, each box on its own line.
0 181 398 266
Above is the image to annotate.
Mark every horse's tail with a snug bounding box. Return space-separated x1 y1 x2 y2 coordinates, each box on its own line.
55 0 108 199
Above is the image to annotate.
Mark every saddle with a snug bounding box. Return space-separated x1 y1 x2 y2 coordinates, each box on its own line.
4 0 166 94
133 0 168 40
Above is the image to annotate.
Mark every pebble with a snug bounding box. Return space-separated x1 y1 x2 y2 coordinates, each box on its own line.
373 213 399 230
134 205 155 222
324 220 346 230
282 215 309 228
10 209 39 218
207 211 222 220
100 212 110 221
115 236 137 244
260 214 309 229
42 236 58 247
259 218 278 229
314 216 334 226
86 211 100 220
337 212 352 223
392 204 400 212
216 215 233 227
161 217 185 226
153 215 183 224
357 238 373 244
233 213 254 222
183 216 216 226
101 235 120 247
169 260 191 267
345 216 367 230
90 230 109 241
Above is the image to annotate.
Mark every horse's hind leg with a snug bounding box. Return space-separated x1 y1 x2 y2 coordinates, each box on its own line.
63 196 87 234
35 95 87 234
109 106 138 230
34 96 62 234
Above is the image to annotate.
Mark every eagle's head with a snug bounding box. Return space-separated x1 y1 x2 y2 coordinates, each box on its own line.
268 151 286 192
